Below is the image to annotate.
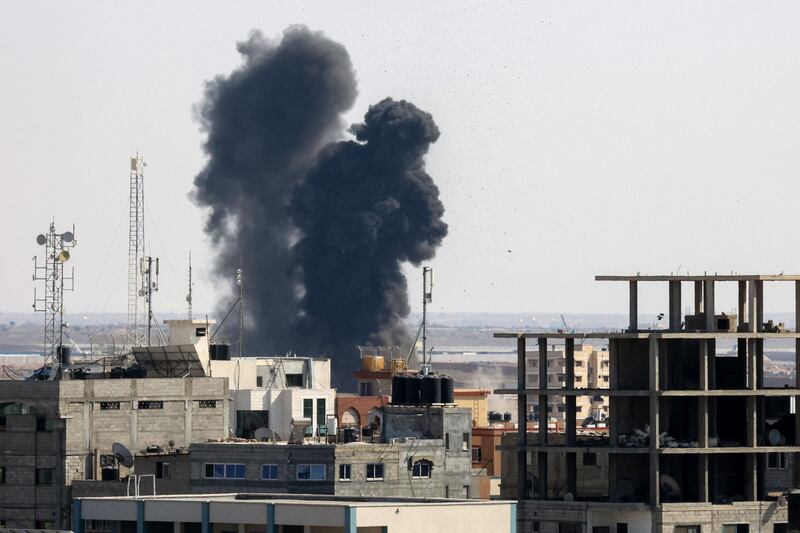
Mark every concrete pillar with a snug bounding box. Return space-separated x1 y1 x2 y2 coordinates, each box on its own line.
738 281 747 331
756 280 764 332
629 281 638 332
748 280 758 333
694 280 704 319
669 280 682 331
746 397 757 447
344 507 357 533
796 281 800 454
516 336 527 501
756 340 764 389
704 280 715 332
538 337 548 446
648 335 660 506
746 454 757 501
737 339 748 389
266 503 276 533
698 454 709 503
699 340 708 391
537 451 548 499
708 339 717 390
566 452 577 497
747 339 757 390
565 339 576 446
174 523 181 533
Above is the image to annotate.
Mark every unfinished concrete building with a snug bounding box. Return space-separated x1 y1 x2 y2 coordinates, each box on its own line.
497 274 800 532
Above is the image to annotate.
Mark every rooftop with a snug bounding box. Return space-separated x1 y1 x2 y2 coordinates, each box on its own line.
596 273 800 282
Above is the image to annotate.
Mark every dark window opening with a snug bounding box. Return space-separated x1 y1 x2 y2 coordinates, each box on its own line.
286 373 304 387
199 400 216 408
583 452 597 466
235 410 269 439
138 401 163 410
195 328 206 337
155 461 170 479
100 402 120 410
36 467 53 485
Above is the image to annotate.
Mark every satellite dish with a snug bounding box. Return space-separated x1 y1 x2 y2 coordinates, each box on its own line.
254 427 277 442
112 442 134 468
660 474 681 499
58 250 70 262
36 234 46 245
62 231 74 243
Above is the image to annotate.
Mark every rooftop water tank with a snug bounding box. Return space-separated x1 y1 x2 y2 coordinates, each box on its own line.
440 375 455 404
391 375 406 404
405 374 422 405
421 374 442 404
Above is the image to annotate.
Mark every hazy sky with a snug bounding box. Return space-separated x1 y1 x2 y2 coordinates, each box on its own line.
3 1 800 320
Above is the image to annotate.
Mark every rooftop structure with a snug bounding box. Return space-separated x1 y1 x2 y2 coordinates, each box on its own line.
72 492 516 533
496 273 800 532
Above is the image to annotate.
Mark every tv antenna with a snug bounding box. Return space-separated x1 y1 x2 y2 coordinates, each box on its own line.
421 266 433 375
237 264 244 356
127 153 146 348
32 222 77 367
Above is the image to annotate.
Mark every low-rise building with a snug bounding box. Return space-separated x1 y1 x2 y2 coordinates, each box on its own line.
72 492 517 533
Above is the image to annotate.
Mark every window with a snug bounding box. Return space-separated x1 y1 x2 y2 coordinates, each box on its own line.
235 410 269 439
36 415 49 432
316 398 326 431
0 416 5 430
256 376 263 388
100 402 120 410
286 373 304 387
303 398 313 419
339 464 352 481
155 462 170 479
199 400 216 408
204 463 245 479
576 361 584 367
366 463 384 480
296 464 325 481
471 446 482 463
463 485 470 498
462 432 470 451
576 376 583 383
592 528 610 533
0 465 5 483
722 526 748 533
36 468 54 485
445 433 450 449
617 525 628 533
261 464 278 480
557 405 565 413
412 460 432 478
35 521 54 529
138 401 163 410
583 452 597 466
768 452 787 469
195 327 206 337
674 527 701 533
774 525 788 533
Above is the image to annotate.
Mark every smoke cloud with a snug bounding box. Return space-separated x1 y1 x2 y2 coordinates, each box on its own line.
193 26 447 386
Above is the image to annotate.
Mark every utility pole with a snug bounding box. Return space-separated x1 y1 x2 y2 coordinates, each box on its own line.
237 265 244 356
187 251 193 320
141 256 159 346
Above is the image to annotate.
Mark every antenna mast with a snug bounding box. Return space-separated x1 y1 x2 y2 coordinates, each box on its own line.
421 266 433 374
127 154 146 348
33 223 77 367
187 251 193 320
141 256 159 346
237 265 244 356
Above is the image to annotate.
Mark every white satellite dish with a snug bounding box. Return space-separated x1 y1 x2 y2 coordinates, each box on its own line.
62 231 74 243
36 234 46 245
254 427 277 442
112 442 135 468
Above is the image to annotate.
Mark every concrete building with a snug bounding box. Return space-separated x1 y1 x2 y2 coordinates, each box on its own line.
131 405 474 500
72 492 517 533
496 273 800 532
525 344 609 424
0 375 229 529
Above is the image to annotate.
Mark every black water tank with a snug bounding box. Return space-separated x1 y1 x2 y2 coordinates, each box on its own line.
124 365 147 379
209 343 231 361
488 411 502 422
57 345 71 365
405 374 422 405
421 375 442 404
789 490 800 531
391 375 406 404
503 412 512 422
440 375 455 404
110 367 125 379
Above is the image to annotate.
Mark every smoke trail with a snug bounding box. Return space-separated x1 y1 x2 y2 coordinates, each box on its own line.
291 98 448 380
192 26 357 353
193 27 448 386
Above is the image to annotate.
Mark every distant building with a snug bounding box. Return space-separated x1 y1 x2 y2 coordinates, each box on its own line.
72 492 517 533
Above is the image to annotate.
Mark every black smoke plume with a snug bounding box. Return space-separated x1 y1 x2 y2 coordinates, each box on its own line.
193 26 447 387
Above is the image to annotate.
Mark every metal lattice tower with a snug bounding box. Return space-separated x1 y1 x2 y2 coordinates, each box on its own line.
32 222 77 365
127 154 146 348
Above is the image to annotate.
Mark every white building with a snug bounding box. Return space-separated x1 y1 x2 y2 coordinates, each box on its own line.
164 319 336 442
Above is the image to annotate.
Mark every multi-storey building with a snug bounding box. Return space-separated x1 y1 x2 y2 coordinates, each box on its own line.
497 273 800 532
525 344 609 424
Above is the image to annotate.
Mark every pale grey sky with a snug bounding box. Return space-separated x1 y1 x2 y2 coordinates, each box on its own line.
2 1 800 318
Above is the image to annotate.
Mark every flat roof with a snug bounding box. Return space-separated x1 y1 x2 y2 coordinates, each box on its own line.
493 331 800 339
596 274 800 282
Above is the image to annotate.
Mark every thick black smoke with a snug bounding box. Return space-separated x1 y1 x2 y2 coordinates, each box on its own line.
193 26 447 386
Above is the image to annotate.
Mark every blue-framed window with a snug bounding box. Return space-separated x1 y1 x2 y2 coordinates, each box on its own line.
296 464 325 480
204 463 245 479
261 464 278 480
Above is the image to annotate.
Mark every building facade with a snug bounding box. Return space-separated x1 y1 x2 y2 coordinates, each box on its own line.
497 273 800 532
